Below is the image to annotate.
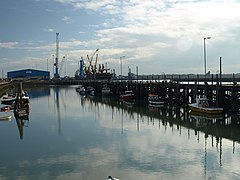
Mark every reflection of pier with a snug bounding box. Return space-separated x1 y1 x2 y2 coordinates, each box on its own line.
77 95 237 176
83 95 240 145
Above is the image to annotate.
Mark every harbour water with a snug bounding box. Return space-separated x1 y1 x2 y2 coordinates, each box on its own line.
0 85 240 180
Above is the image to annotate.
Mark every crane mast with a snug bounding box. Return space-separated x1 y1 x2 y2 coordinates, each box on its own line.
54 33 60 78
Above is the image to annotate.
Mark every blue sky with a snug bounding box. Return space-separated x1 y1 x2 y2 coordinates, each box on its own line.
1 0 240 77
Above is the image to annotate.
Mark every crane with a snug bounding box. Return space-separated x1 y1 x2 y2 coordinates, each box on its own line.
54 33 60 78
86 49 99 73
79 56 86 79
93 54 98 73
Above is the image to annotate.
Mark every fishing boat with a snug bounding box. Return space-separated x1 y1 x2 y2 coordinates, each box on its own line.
1 93 16 105
120 90 134 102
1 92 29 106
148 94 164 106
189 95 223 114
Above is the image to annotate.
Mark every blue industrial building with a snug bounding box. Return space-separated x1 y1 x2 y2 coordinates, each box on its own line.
7 69 50 80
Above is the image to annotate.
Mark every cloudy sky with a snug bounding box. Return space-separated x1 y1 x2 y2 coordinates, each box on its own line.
1 0 240 77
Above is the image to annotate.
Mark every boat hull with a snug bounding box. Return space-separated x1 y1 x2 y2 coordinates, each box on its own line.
148 94 164 107
0 115 11 121
120 95 134 102
1 98 16 105
189 103 223 114
148 101 164 106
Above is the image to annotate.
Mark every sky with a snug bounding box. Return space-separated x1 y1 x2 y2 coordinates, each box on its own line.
1 0 240 78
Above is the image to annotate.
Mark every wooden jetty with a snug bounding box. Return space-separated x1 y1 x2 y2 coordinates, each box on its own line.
69 80 239 112
16 74 240 113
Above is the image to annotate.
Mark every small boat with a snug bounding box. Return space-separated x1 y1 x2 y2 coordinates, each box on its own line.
189 95 223 114
0 105 11 112
0 114 11 121
0 105 12 121
120 90 134 102
1 91 29 106
86 86 95 96
148 94 164 106
108 176 120 180
76 85 86 95
1 93 16 105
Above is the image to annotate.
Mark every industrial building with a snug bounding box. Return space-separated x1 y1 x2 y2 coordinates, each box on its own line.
7 69 50 80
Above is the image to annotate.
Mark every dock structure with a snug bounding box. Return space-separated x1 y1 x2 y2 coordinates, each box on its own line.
96 80 240 112
14 73 240 113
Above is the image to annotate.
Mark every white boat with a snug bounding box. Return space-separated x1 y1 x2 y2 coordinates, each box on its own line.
148 94 164 106
0 114 12 121
1 91 29 106
189 95 223 114
1 93 16 105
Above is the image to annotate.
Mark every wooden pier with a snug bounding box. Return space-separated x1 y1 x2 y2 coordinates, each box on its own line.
14 76 240 113
90 80 240 112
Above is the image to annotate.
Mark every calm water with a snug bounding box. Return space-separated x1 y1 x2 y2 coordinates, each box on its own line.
0 85 240 180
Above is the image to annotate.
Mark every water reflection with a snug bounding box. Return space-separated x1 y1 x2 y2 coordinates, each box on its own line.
15 116 29 140
1 86 240 179
75 89 240 176
94 94 240 144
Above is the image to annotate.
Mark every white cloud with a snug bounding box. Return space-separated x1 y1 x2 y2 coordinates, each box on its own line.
0 42 19 49
47 28 54 32
5 0 240 75
62 16 72 24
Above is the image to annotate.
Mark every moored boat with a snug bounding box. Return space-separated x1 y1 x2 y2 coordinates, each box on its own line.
1 92 29 106
1 93 16 105
120 90 134 102
0 114 11 121
0 104 11 112
189 95 223 114
148 94 164 106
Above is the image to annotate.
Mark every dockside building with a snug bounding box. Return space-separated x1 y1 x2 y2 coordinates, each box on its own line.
7 69 50 80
